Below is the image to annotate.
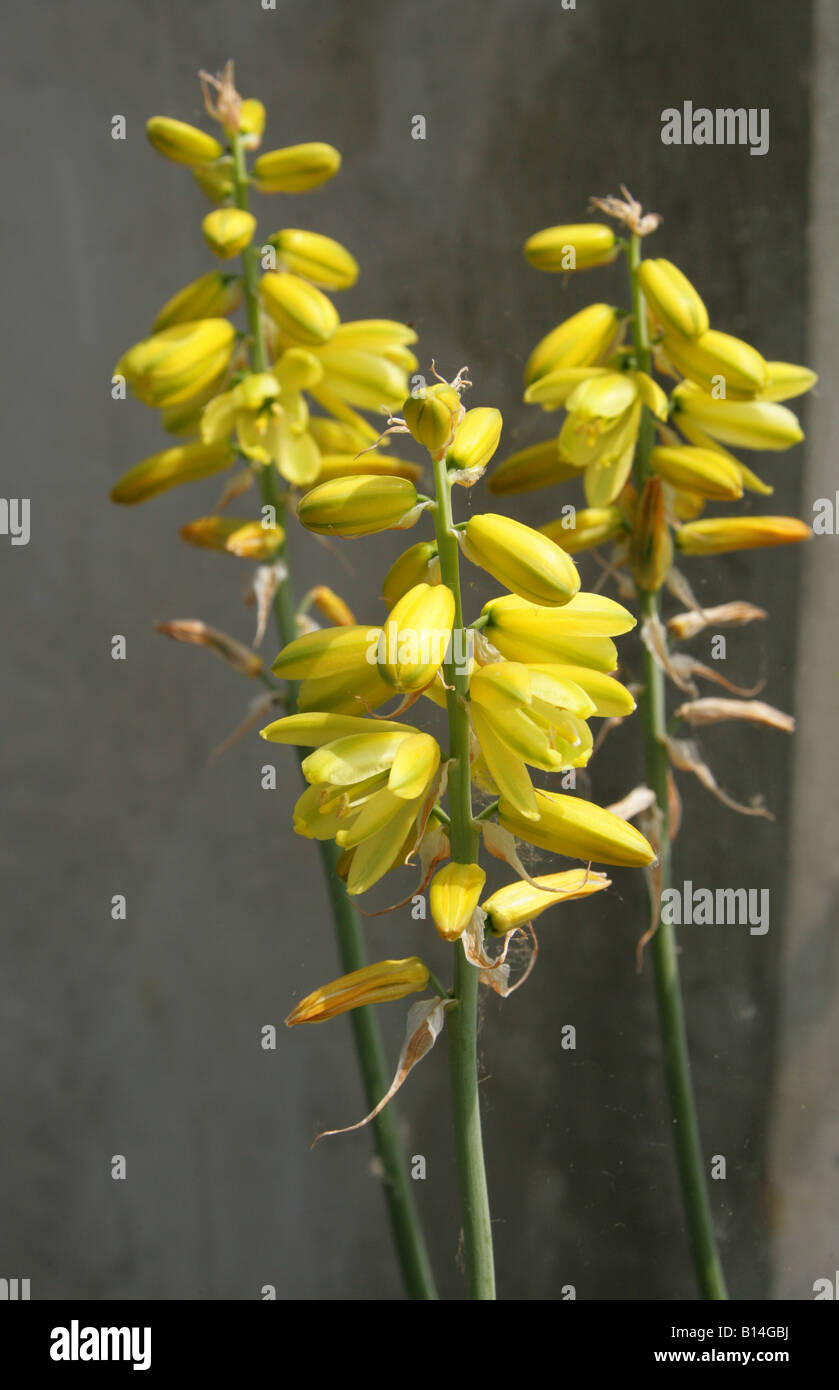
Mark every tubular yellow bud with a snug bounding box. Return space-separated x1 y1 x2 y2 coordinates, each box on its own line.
238 98 266 143
649 444 743 501
526 664 637 717
629 477 673 592
201 208 256 260
403 384 463 455
153 271 242 331
268 229 359 290
499 789 656 868
661 328 768 400
672 384 804 451
110 440 234 505
378 583 456 690
638 258 709 338
260 271 339 346
307 417 371 455
116 319 237 408
482 868 611 936
541 506 625 554
524 223 618 272
446 407 503 475
489 440 581 495
429 863 486 942
328 320 418 352
481 594 632 670
760 361 819 402
382 542 441 609
192 160 235 203
462 513 580 606
307 585 355 627
270 627 382 681
251 142 342 193
180 516 284 559
675 515 812 555
146 116 223 166
316 452 421 483
298 475 420 537
314 347 409 411
524 304 620 386
286 957 429 1025
524 366 612 409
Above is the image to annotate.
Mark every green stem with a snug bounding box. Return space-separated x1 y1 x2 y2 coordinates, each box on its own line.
628 233 728 1300
232 135 437 1301
431 452 496 1301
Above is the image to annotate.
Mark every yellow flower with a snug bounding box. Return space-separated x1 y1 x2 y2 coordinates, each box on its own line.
251 142 342 193
553 371 668 506
658 328 768 400
524 303 621 387
648 444 743 501
524 223 618 273
382 542 441 608
759 361 818 402
116 319 236 409
286 958 429 1025
297 475 422 537
446 407 503 476
482 868 611 936
675 515 812 555
152 271 242 332
637 258 709 338
201 208 257 260
266 229 359 290
260 272 339 347
269 627 384 682
179 515 285 559
499 788 656 867
488 440 581 496
377 583 455 691
110 440 234 505
540 505 626 554
671 382 803 451
201 366 322 487
461 513 580 606
429 863 486 942
403 383 464 456
481 592 635 671
470 662 596 818
146 116 223 166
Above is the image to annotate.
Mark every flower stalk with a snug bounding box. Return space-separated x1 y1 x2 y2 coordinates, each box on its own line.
230 133 437 1303
627 233 728 1301
431 450 496 1301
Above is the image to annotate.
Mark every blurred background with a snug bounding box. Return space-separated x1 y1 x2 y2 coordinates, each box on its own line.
1 0 836 1300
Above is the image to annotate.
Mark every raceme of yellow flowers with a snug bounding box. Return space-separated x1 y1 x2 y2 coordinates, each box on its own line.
262 372 655 1031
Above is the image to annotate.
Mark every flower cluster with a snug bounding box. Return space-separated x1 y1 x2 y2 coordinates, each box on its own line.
111 62 419 554
263 372 655 1028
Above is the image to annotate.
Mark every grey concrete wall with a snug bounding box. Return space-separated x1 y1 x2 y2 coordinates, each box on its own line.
0 0 828 1300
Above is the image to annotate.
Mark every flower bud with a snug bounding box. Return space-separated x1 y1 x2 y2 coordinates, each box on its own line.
649 444 743 500
270 627 383 680
378 583 456 690
382 542 441 609
307 417 371 455
760 361 819 402
524 223 618 273
153 271 242 331
328 320 418 352
429 863 486 942
524 304 620 386
201 208 257 259
180 515 285 559
481 592 634 670
403 384 463 455
286 957 429 1025
260 271 339 346
267 229 359 290
192 159 235 203
116 319 237 408
314 347 409 411
499 789 656 867
541 506 625 554
524 366 611 409
671 384 804 451
298 475 420 536
661 328 768 399
675 515 812 555
146 116 223 166
488 440 581 495
629 477 673 591
482 868 611 936
308 585 355 627
251 142 341 193
638 258 709 338
316 452 421 483
238 98 266 144
110 440 234 505
462 513 580 606
446 407 503 475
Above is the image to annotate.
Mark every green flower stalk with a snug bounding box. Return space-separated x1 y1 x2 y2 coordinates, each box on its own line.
508 186 816 1299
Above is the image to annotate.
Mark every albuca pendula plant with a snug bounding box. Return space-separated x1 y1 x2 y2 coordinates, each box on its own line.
493 188 817 1300
110 63 439 1299
264 368 656 1299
